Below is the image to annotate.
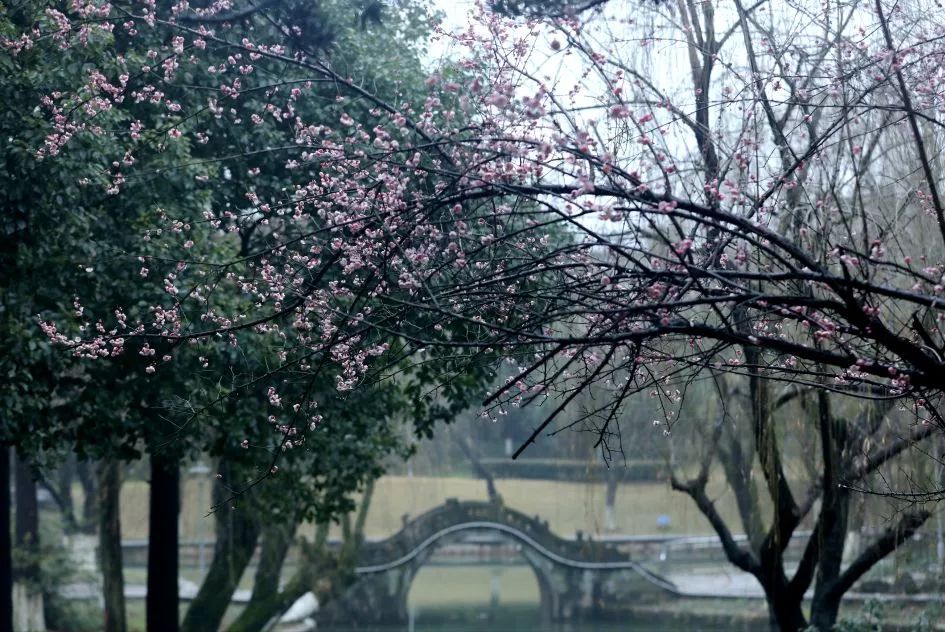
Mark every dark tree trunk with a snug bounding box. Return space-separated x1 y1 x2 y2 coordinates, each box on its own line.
808 507 931 631
13 452 39 583
226 568 310 632
57 455 77 524
808 496 849 631
147 455 180 632
674 382 933 632
224 520 296 632
37 455 78 533
809 596 842 632
99 459 127 632
807 391 850 632
227 523 330 632
250 521 295 606
761 582 806 632
1 445 13 632
604 469 618 531
454 435 498 501
77 459 98 534
181 459 262 632
14 450 45 631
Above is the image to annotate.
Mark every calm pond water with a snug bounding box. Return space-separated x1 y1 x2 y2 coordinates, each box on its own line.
319 616 745 632
316 565 755 632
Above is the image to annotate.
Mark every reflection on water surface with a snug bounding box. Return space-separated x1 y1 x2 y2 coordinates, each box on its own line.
315 564 757 632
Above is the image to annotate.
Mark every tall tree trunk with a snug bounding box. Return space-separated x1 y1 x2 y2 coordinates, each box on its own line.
226 522 323 632
248 521 295 607
807 390 849 632
1 445 13 632
99 459 127 632
351 480 374 549
56 456 76 527
603 469 618 532
76 459 98 534
809 596 842 632
453 434 498 502
147 455 180 632
808 493 850 631
13 450 45 632
228 483 373 632
226 566 311 632
809 507 930 631
37 456 77 533
761 582 806 632
181 459 261 632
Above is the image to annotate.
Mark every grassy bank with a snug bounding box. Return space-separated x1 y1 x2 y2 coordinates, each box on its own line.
107 473 744 542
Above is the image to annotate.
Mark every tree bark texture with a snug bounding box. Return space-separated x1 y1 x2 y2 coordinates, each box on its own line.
13 451 44 632
226 520 299 632
36 456 77 533
1 445 13 632
604 469 618 532
760 583 806 632
181 459 261 632
226 567 311 632
99 459 127 632
147 455 180 632
76 459 98 534
674 383 935 632
56 456 76 527
454 435 499 502
249 521 294 606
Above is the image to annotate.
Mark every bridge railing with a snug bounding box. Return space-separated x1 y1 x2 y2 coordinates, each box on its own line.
356 499 633 567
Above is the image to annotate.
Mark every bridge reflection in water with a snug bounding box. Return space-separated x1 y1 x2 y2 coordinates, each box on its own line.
318 499 676 626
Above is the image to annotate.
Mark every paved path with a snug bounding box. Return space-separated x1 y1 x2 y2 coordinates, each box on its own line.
668 569 945 603
668 569 765 598
59 580 252 603
60 570 945 616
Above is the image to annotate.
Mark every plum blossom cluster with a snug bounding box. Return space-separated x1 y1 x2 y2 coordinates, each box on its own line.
19 0 945 437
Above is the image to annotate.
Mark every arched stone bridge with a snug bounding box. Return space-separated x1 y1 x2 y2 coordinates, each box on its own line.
319 499 677 625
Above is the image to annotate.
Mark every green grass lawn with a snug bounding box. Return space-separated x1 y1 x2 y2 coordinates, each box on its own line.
105 473 746 542
356 475 739 538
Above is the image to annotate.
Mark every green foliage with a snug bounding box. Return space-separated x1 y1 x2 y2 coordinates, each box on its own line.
1 0 492 534
830 600 944 632
0 0 213 459
43 596 102 632
829 600 885 632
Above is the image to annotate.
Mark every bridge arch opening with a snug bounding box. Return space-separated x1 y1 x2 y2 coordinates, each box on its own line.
330 502 674 626
406 534 544 625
